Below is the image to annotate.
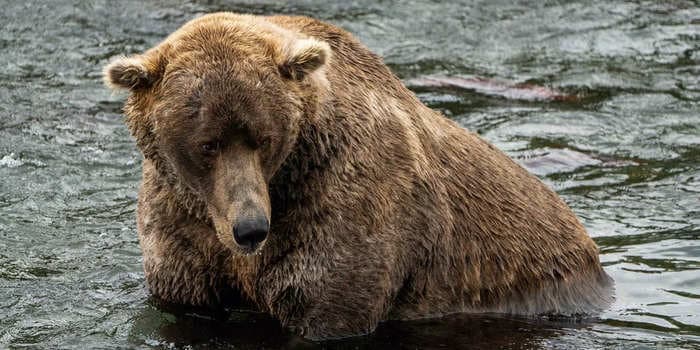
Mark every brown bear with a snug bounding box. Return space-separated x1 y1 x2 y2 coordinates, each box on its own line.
103 12 613 340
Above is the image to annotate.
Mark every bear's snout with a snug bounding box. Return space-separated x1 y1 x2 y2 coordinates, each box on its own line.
233 216 269 252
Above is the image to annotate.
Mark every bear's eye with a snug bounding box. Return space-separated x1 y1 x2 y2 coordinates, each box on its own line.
201 141 219 156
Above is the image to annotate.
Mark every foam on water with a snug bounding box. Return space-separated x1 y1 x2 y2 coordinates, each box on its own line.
0 153 23 168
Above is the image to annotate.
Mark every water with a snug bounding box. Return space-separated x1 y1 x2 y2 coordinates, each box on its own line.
1 0 698 348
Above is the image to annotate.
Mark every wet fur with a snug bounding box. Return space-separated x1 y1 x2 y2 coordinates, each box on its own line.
106 13 613 340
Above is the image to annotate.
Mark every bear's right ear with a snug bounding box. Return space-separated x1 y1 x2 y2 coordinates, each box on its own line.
278 38 331 81
103 56 156 90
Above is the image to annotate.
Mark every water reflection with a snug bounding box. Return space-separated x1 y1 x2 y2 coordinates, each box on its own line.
129 301 580 349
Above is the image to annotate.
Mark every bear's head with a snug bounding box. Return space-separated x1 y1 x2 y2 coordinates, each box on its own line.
103 13 330 254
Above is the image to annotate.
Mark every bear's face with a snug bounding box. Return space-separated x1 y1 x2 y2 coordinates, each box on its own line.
103 15 330 254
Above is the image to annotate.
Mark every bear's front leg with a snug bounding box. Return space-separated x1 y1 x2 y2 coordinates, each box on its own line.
264 263 397 340
138 218 238 307
136 175 239 308
291 295 385 340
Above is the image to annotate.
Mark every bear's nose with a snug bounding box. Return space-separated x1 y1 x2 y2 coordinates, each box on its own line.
232 216 269 250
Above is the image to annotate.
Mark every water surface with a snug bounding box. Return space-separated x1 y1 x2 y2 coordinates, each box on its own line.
1 0 699 348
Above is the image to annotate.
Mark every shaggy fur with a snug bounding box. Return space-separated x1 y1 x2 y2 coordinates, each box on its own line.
104 13 613 340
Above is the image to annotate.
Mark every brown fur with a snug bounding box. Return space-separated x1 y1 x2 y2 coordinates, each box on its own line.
104 13 613 340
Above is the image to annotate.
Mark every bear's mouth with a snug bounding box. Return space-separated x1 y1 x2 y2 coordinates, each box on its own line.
238 241 267 256
234 232 268 255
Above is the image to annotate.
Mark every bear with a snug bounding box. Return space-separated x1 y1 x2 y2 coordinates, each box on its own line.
103 12 613 340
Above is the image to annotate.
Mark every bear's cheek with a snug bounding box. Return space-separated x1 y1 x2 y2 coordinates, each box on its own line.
160 142 213 193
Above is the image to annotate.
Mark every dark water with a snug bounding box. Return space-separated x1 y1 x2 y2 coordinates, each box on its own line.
1 0 698 348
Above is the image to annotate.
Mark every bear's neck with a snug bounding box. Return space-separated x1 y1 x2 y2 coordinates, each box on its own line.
269 116 341 222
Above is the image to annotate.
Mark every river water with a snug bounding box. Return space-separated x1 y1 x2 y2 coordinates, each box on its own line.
1 1 698 349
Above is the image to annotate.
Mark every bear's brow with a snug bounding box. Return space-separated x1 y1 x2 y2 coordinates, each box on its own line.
184 97 202 119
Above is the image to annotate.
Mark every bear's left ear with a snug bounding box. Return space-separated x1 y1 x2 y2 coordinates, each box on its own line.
278 38 331 81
